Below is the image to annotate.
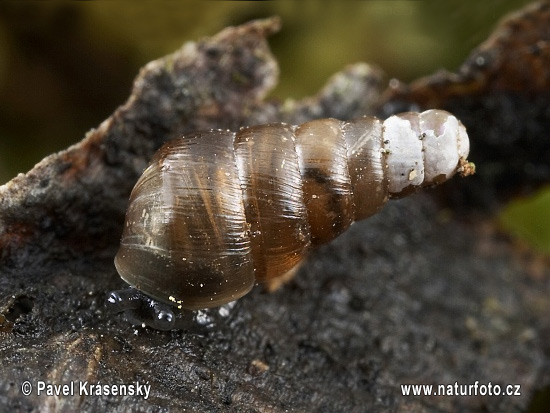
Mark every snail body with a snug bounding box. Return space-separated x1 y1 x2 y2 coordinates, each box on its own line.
111 110 471 329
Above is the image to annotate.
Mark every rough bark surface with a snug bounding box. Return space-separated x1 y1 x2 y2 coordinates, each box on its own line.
0 4 549 412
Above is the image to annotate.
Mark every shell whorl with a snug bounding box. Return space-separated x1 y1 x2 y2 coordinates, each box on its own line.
114 109 470 309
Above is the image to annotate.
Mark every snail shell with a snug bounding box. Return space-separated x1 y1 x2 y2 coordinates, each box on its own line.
114 110 470 310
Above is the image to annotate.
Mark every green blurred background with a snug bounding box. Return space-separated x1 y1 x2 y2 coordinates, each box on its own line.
0 0 548 253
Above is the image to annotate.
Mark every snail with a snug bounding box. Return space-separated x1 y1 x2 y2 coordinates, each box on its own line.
108 109 473 330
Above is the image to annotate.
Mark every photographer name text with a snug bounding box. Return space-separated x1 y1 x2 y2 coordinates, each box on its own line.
21 380 150 400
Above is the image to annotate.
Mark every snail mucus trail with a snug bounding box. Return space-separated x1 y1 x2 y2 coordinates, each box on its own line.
108 109 473 330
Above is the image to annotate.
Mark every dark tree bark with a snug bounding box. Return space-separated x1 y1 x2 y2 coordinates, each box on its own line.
1 3 549 412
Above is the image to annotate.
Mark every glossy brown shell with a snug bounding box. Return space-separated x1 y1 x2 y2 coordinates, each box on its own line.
115 110 470 310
